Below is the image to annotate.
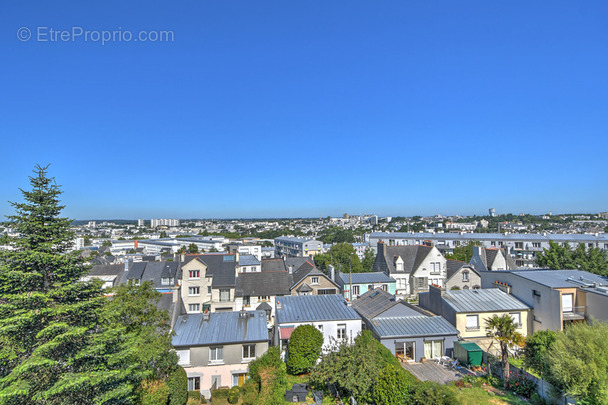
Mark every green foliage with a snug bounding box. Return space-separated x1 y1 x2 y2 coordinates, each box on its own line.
504 374 537 398
530 392 546 405
0 166 178 404
314 243 366 274
523 330 557 375
248 347 285 384
445 240 481 263
187 390 203 404
287 325 324 375
167 366 188 405
372 364 413 405
361 248 375 272
409 381 459 405
310 330 402 403
544 321 608 403
247 346 286 404
211 388 229 399
102 240 112 246
537 241 608 276
317 227 355 244
160 231 168 238
227 386 240 404
187 243 199 254
140 379 170 405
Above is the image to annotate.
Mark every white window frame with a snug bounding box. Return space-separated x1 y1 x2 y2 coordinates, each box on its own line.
177 349 190 366
311 276 320 285
337 323 346 339
466 315 479 331
188 286 200 296
242 344 256 361
189 269 200 279
209 346 224 363
188 303 200 312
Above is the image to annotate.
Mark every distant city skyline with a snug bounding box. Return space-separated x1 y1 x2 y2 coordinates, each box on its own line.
1 1 607 220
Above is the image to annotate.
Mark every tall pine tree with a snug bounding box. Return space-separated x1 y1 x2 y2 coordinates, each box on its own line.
0 165 178 404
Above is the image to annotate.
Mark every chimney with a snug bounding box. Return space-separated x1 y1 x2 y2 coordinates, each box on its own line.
239 308 247 319
328 264 335 281
203 310 210 321
288 265 293 274
276 301 282 310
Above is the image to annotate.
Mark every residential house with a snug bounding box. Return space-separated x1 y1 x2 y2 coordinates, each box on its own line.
481 269 608 332
83 264 125 289
235 259 293 325
445 260 481 291
372 242 447 296
180 254 238 313
173 310 270 399
352 288 459 361
419 286 530 350
470 247 518 272
237 254 261 273
288 259 341 296
335 271 396 300
275 295 362 351
121 261 180 293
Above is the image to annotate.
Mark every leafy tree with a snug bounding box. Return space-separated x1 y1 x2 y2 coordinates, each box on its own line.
187 243 199 254
287 325 323 374
537 241 608 276
261 241 273 248
84 235 92 246
102 240 112 247
445 240 481 263
247 347 286 405
167 366 188 405
314 243 364 274
159 231 168 238
544 322 608 403
372 364 414 405
523 330 557 376
485 314 525 388
0 166 178 404
361 248 375 272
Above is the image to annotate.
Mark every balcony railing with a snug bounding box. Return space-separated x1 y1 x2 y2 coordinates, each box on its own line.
562 306 586 321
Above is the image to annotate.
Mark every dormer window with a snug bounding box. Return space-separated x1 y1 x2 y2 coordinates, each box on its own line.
462 271 469 282
311 277 320 285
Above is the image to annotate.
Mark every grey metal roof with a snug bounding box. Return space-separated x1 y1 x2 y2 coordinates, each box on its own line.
510 270 608 288
275 236 321 243
338 272 395 285
276 295 361 324
352 288 400 319
370 316 459 338
172 310 269 347
444 289 530 313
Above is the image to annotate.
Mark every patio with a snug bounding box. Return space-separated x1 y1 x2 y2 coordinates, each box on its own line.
400 360 464 384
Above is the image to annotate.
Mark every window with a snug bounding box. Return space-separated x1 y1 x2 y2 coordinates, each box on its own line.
317 324 323 332
188 287 200 296
243 296 250 306
510 312 522 327
188 303 200 312
424 340 443 359
207 286 212 295
368 284 374 291
491 241 496 246
533 289 541 298
209 346 223 363
396 279 406 290
352 285 360 296
416 277 426 289
466 315 479 331
430 262 441 274
311 276 320 285
258 296 270 301
220 289 230 302
462 271 469 282
242 344 256 360
318 288 336 295
161 277 170 286
515 242 523 249
337 324 346 339
533 242 541 248
189 270 200 279
188 377 200 391
177 349 190 366
381 284 387 292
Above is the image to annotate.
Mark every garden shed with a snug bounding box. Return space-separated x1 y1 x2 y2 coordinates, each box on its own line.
454 341 483 367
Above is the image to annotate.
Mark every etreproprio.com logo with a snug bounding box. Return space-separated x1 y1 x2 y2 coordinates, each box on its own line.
17 26 174 45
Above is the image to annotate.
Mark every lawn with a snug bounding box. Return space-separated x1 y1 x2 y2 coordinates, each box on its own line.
447 383 530 405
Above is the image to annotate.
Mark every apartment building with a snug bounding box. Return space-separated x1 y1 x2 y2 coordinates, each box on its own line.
274 236 323 258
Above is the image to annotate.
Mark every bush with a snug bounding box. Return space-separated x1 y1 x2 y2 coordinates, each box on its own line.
168 367 188 405
227 386 240 404
140 379 170 405
410 381 458 405
505 374 537 398
530 392 547 405
211 388 229 399
287 324 324 374
372 365 412 405
187 390 205 404
248 347 285 385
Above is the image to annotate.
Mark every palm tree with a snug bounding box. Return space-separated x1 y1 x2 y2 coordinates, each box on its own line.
485 314 525 388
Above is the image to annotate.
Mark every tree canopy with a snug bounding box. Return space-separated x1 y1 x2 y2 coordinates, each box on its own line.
536 241 608 276
314 243 370 274
286 325 323 375
485 314 525 388
0 165 179 404
444 240 481 263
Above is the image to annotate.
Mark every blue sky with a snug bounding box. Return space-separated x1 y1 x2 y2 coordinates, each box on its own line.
1 1 607 219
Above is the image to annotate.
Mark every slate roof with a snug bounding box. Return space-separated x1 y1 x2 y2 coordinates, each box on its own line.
88 264 124 277
509 270 608 288
235 271 293 297
184 254 237 287
261 259 287 272
290 260 333 289
373 244 433 274
239 254 260 267
370 316 459 338
443 289 530 313
276 295 361 324
370 232 608 243
352 288 400 319
296 283 313 292
446 260 467 279
172 310 269 347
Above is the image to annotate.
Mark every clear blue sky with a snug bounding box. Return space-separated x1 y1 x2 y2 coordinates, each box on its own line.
1 1 607 219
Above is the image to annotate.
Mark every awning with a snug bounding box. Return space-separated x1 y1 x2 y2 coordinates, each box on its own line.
280 326 295 340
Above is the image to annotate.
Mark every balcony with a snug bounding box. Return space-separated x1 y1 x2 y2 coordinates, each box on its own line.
562 306 586 321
